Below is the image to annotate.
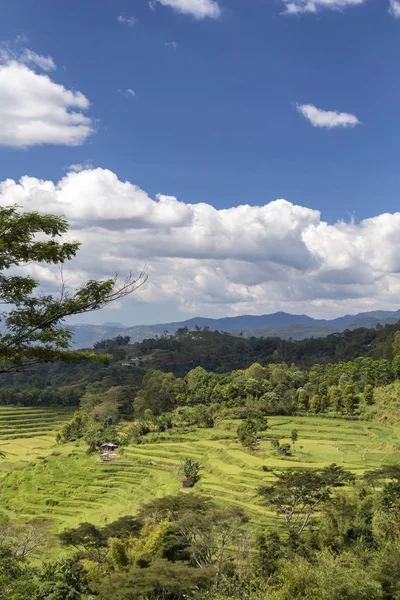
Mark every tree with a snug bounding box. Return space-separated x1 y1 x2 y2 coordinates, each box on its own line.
83 423 119 453
364 464 400 485
102 516 142 540
237 419 259 449
133 370 185 416
56 411 87 443
176 505 248 593
96 559 214 600
180 458 201 485
0 546 37 599
258 464 355 535
296 388 309 411
330 386 342 413
393 353 400 379
271 439 291 455
0 204 146 374
363 384 374 406
137 494 215 524
291 429 299 445
58 522 107 564
108 538 129 571
343 383 356 414
309 394 322 413
0 517 51 559
34 559 90 600
185 366 212 405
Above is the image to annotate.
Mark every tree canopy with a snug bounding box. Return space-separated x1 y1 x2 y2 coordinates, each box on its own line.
258 464 355 535
0 204 146 373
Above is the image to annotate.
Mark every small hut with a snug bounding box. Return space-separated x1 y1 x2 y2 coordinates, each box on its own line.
100 443 119 461
101 443 119 454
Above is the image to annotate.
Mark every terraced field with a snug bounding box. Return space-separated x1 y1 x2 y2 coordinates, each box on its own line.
0 406 75 440
0 406 75 475
1 410 399 539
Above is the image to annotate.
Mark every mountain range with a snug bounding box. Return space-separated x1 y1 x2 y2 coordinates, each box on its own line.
69 309 400 348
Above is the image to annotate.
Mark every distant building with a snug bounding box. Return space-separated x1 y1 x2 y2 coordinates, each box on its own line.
101 443 118 453
122 350 171 367
99 443 119 462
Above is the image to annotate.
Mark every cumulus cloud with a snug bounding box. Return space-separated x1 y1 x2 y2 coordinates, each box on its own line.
152 0 221 19
2 168 400 318
282 0 366 14
0 60 93 147
297 104 361 129
389 0 400 17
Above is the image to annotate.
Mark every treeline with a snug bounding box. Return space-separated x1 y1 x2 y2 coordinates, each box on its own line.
0 386 82 407
0 361 142 406
132 353 396 419
129 321 400 373
93 335 131 351
2 321 400 408
4 465 400 599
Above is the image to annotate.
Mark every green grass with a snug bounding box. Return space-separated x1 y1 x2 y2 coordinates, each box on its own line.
1 409 400 543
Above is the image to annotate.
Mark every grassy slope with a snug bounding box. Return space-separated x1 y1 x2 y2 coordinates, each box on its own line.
0 406 75 469
1 408 400 545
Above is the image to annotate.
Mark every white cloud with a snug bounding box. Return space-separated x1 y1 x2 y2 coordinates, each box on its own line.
0 60 93 147
3 167 400 318
117 15 138 27
152 0 221 19
66 161 94 172
389 0 400 17
282 0 366 14
126 88 136 97
0 44 56 72
297 104 361 129
20 49 56 72
166 41 179 48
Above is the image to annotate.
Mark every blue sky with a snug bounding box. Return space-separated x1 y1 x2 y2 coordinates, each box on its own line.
1 0 400 325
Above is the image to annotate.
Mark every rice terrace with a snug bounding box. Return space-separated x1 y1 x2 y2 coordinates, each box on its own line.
1 406 399 539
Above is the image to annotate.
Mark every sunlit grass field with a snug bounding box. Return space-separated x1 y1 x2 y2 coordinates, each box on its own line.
1 407 400 541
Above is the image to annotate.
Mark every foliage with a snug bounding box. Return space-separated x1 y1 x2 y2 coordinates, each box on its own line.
0 203 146 375
59 522 108 563
95 558 214 600
237 419 259 449
134 369 185 416
262 552 383 600
57 411 87 443
7 468 400 599
258 464 355 534
180 457 201 484
34 559 90 600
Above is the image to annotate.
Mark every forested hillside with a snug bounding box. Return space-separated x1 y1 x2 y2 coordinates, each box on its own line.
1 321 400 404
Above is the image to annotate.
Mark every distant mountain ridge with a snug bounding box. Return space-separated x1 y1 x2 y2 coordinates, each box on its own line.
69 309 400 348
